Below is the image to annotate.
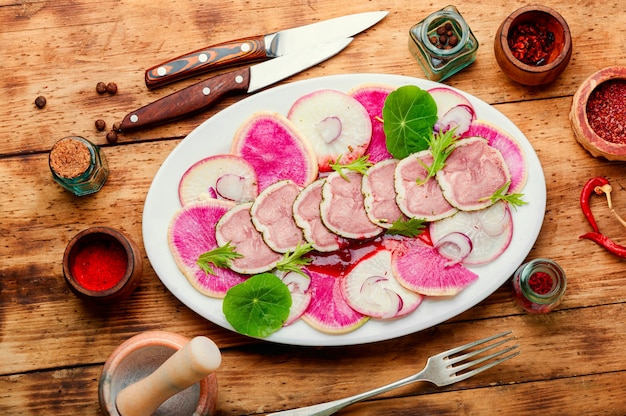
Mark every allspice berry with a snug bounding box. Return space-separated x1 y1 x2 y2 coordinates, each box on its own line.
35 96 47 109
106 82 118 95
106 130 118 144
96 82 107 94
95 119 106 131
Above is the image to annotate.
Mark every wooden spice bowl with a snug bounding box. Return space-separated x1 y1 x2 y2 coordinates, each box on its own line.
63 226 143 302
494 5 572 86
570 66 626 160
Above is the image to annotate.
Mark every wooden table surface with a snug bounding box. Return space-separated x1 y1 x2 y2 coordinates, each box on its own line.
2 0 626 414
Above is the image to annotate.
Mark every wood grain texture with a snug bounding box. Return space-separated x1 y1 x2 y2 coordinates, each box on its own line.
1 0 626 414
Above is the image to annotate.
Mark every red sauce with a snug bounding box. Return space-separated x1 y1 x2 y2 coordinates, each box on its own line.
586 79 626 144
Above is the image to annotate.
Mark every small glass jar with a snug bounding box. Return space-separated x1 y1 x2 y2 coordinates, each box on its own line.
408 5 479 82
49 136 109 196
512 258 566 314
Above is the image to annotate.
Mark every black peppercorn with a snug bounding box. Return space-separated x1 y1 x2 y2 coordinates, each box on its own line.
95 119 106 131
106 82 118 95
106 130 118 144
96 82 107 94
34 96 47 109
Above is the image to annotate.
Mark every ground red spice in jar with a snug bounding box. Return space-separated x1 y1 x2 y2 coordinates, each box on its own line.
586 79 626 144
508 19 555 66
528 271 553 295
70 237 128 291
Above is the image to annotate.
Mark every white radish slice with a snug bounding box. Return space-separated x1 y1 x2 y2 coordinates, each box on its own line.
428 86 474 121
250 180 304 253
288 89 372 172
434 232 473 266
320 170 384 240
301 267 369 334
278 271 312 326
215 202 282 274
391 237 479 296
341 249 422 319
429 201 513 265
462 120 528 194
178 154 258 206
362 158 407 229
434 104 476 136
293 178 348 252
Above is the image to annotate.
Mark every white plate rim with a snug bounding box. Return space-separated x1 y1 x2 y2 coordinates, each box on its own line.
142 73 546 346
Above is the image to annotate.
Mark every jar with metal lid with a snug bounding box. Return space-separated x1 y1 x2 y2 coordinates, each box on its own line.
512 258 566 314
408 5 479 82
49 136 109 196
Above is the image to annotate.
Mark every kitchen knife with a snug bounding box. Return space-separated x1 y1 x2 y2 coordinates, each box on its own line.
144 10 387 89
120 37 353 131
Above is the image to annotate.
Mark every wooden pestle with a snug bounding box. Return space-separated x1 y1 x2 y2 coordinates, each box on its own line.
115 336 221 416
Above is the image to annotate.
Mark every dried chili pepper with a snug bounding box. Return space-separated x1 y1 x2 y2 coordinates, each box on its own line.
580 176 610 232
580 232 626 258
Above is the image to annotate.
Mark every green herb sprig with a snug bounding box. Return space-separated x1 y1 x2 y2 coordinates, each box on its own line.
197 242 243 275
417 128 458 185
330 155 373 180
275 243 314 277
480 181 527 208
386 217 426 237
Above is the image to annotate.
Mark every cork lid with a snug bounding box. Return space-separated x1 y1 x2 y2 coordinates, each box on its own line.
49 137 91 178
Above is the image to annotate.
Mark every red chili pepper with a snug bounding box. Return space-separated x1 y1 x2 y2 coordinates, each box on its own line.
580 176 610 233
579 231 626 259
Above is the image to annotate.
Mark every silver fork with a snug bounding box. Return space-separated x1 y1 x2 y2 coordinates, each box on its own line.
266 331 520 416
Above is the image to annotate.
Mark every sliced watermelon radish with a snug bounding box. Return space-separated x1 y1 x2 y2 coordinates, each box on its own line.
215 202 283 274
278 271 312 326
168 199 247 298
349 84 394 163
362 158 407 228
287 89 372 172
462 120 528 194
434 104 475 137
178 154 259 206
231 112 318 192
250 180 304 253
429 201 513 265
293 178 348 252
391 237 479 296
341 248 423 319
436 137 511 211
301 267 368 334
428 86 474 121
320 170 384 240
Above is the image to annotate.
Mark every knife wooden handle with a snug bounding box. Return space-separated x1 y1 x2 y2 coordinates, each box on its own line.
145 35 266 89
120 66 251 131
115 336 221 416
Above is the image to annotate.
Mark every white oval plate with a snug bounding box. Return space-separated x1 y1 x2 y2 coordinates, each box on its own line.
142 73 546 346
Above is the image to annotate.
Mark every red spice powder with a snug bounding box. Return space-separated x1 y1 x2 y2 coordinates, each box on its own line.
508 19 555 66
586 79 626 144
70 238 128 291
528 271 553 295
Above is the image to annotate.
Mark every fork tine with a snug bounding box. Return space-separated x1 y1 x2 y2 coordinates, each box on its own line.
446 336 514 366
440 330 512 357
449 346 520 383
451 344 519 374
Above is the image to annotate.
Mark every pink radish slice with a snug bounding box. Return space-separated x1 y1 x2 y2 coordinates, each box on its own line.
436 137 511 211
301 267 369 334
178 154 258 206
394 150 458 221
231 112 318 192
215 202 283 274
434 104 475 136
320 170 384 240
461 120 528 194
341 248 423 319
362 158 407 229
288 89 372 172
279 271 312 326
428 86 474 121
168 199 247 298
349 84 394 163
293 178 348 252
429 201 513 265
391 238 479 296
250 180 304 253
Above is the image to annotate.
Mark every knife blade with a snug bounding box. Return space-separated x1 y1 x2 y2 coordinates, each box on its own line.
144 11 387 89
120 38 353 131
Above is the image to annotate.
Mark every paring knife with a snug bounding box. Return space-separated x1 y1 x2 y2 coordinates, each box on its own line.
119 38 353 131
144 10 388 89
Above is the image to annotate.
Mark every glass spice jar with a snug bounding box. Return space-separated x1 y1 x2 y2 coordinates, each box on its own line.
408 5 479 82
512 258 566 314
49 136 109 196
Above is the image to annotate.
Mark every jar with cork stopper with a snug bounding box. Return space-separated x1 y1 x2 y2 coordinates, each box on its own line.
49 136 109 196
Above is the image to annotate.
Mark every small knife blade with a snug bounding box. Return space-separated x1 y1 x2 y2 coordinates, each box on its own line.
120 38 353 131
144 11 387 89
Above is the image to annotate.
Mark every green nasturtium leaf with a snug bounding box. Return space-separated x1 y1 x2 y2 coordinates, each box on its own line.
382 85 438 159
223 273 292 338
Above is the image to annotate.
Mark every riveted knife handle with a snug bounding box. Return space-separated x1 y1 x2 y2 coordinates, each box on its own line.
120 67 251 131
145 35 266 89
